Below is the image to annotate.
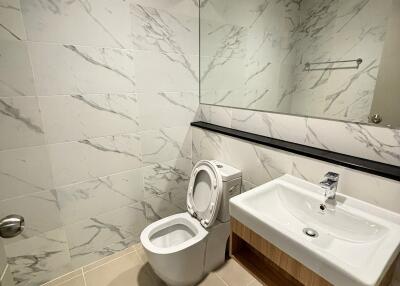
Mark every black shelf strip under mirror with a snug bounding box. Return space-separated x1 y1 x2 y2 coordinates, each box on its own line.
191 121 400 181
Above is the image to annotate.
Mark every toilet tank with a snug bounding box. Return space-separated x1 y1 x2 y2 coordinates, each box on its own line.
213 161 242 223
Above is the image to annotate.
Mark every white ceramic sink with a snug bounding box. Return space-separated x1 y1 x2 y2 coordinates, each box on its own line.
229 174 400 286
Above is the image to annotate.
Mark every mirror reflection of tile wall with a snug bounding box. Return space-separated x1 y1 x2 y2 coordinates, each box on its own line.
200 0 392 124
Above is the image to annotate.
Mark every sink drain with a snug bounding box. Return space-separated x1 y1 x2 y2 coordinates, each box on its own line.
303 228 318 238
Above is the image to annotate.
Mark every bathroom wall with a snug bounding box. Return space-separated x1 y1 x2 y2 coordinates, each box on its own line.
0 240 14 286
200 0 392 123
0 0 198 285
200 105 400 167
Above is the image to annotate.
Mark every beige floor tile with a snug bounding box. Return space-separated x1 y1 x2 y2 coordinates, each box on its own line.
141 262 167 286
247 279 264 286
58 276 86 286
47 244 265 286
131 242 142 251
84 251 164 286
215 259 255 286
197 273 227 286
135 244 148 263
44 275 85 286
41 269 83 286
83 245 137 272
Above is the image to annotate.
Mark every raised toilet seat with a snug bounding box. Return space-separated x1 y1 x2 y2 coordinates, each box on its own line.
140 160 242 286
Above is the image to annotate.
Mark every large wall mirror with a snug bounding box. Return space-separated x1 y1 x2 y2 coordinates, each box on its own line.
200 0 400 128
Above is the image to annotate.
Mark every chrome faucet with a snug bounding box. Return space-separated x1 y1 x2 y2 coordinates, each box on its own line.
319 172 339 200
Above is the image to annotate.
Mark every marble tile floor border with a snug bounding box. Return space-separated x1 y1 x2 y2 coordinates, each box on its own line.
40 243 261 286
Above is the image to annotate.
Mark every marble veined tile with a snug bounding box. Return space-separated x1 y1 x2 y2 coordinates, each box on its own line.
143 195 183 224
21 0 132 48
5 228 72 286
200 19 247 59
201 89 241 107
200 105 232 128
200 56 245 91
0 146 53 200
139 91 198 131
304 119 400 166
200 0 270 27
80 134 142 175
0 0 26 41
0 41 35 97
192 127 291 186
54 169 143 225
290 155 344 186
135 50 198 92
131 3 198 55
66 202 146 268
141 126 191 165
232 109 309 145
49 133 142 187
340 168 400 214
0 191 62 243
241 180 256 193
239 88 276 111
39 93 140 144
192 126 230 165
143 158 191 199
204 104 400 166
133 0 198 17
162 189 188 211
0 96 45 150
242 144 292 185
230 108 269 135
29 43 136 95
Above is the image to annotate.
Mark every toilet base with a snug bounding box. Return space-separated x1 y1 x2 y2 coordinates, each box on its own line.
142 214 231 286
146 240 207 286
204 220 230 273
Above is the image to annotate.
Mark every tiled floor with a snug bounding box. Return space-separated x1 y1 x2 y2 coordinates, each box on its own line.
42 244 262 286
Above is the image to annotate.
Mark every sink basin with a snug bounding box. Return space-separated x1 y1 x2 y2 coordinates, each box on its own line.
229 174 400 286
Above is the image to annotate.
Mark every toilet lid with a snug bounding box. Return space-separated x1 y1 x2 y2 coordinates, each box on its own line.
187 160 223 228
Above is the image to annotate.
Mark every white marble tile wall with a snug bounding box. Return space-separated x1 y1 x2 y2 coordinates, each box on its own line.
200 104 400 167
0 0 199 285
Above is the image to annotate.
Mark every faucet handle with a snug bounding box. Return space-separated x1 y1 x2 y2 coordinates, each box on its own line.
324 172 339 181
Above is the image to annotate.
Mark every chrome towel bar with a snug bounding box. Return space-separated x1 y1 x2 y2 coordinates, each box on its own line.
304 58 362 71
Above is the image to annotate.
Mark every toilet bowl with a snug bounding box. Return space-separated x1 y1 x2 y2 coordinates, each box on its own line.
140 160 242 286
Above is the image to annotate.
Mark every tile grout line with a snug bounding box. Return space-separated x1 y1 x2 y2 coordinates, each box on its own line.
83 249 138 274
22 39 200 56
81 268 87 286
41 244 139 285
40 270 81 286
245 279 258 286
133 248 145 264
214 272 230 286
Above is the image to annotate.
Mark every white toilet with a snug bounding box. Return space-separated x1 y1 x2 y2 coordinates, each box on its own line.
140 160 242 286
